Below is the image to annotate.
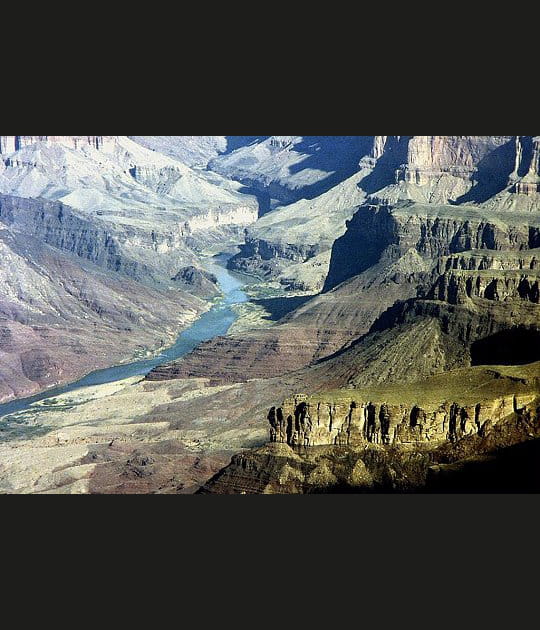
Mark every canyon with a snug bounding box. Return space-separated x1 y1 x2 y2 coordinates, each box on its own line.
0 136 538 494
0 136 261 401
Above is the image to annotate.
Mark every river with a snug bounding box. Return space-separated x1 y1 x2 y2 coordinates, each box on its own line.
0 253 250 421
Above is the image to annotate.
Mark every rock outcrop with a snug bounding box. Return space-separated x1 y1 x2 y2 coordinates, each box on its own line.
268 391 537 449
171 266 218 297
200 362 540 494
510 136 540 195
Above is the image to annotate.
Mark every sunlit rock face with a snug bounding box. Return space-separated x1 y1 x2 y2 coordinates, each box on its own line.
510 136 540 195
366 135 540 207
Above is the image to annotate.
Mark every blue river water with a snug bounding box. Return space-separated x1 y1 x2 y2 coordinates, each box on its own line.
0 254 250 420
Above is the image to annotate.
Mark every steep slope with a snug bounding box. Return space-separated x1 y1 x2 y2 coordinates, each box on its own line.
0 226 204 403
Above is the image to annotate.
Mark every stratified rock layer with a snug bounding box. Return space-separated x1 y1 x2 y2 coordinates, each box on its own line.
200 363 540 494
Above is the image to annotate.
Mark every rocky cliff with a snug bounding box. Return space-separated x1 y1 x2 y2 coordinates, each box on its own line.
307 245 540 391
324 201 540 291
509 136 540 195
200 362 540 494
229 136 540 290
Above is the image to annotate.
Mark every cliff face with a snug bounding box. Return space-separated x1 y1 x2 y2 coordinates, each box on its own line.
268 388 537 450
368 135 539 205
325 202 540 291
0 194 198 283
396 135 513 197
227 136 540 289
200 363 540 494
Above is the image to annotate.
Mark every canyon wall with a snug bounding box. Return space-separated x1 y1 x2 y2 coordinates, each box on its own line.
227 136 540 289
325 202 540 291
369 135 538 203
0 194 186 282
201 362 540 494
269 389 538 449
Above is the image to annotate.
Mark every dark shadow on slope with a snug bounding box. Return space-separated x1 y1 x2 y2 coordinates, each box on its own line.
453 140 516 204
356 136 412 194
424 438 540 493
213 137 375 213
284 136 374 201
471 328 540 366
224 136 270 153
237 185 272 216
314 438 540 493
323 203 398 292
252 295 313 322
